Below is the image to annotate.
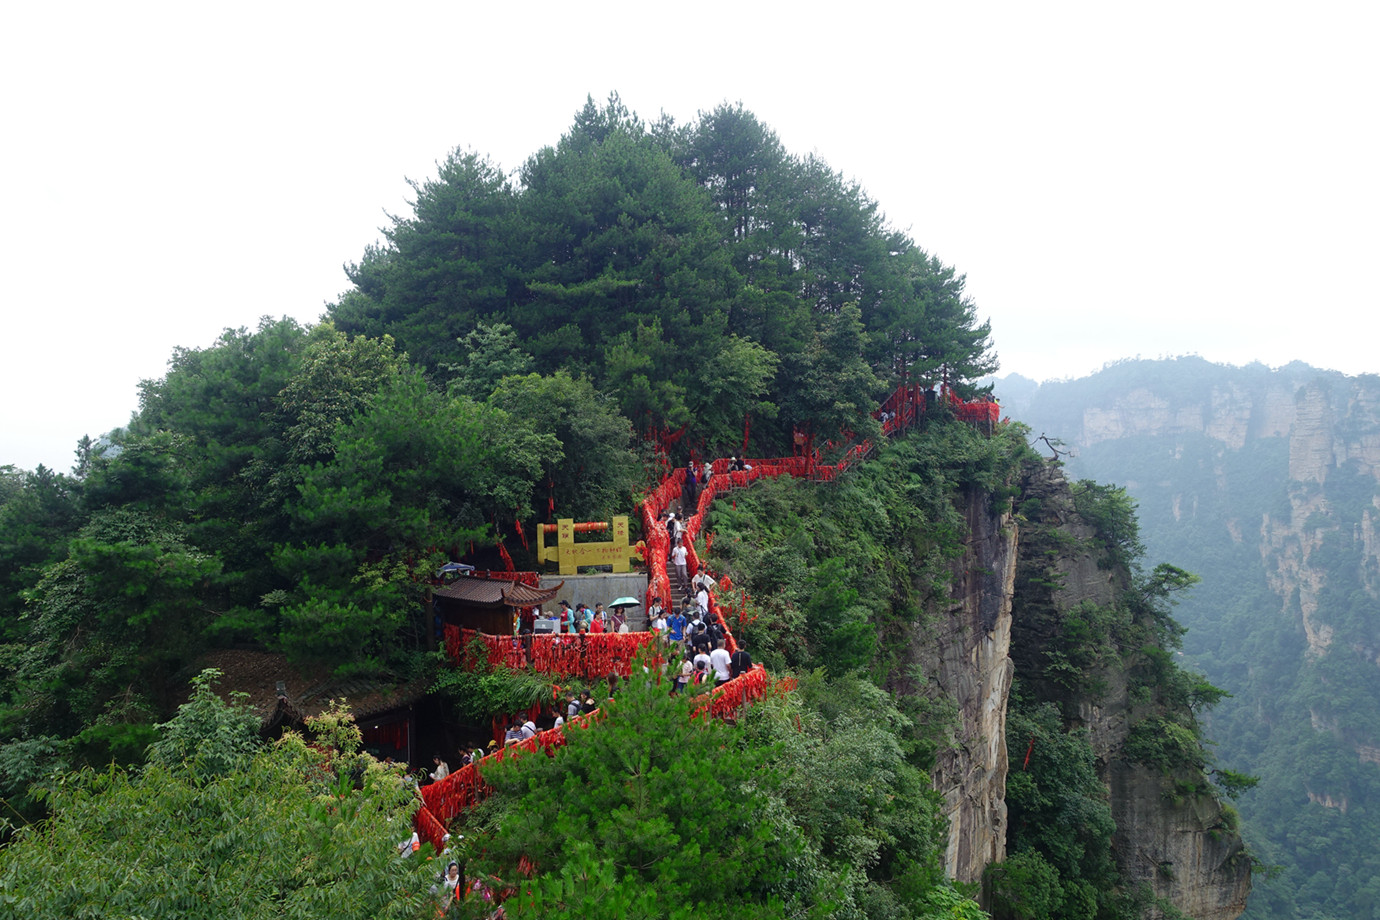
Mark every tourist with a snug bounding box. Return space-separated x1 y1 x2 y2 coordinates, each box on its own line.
683 460 699 512
690 617 711 656
691 569 715 594
667 606 686 645
730 642 753 679
440 861 462 908
709 641 732 686
672 650 694 694
692 649 712 685
671 538 689 586
430 754 450 783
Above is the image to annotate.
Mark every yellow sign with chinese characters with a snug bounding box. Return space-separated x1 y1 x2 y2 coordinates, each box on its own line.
538 516 642 575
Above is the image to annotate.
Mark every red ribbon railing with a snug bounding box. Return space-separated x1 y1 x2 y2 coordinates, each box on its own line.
413 382 995 855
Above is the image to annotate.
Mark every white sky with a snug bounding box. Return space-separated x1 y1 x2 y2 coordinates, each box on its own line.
3 1 1377 472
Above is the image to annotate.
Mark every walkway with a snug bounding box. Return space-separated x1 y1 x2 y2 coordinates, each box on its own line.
411 383 1000 852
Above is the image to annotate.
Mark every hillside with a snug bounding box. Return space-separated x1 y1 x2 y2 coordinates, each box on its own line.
1001 357 1380 919
0 100 1250 919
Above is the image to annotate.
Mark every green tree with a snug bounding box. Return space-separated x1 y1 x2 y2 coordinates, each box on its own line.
742 671 965 920
486 370 636 522
145 668 260 779
468 664 816 919
779 302 885 445
998 700 1119 919
0 464 82 635
0 698 435 919
6 509 221 757
444 320 534 400
334 149 522 373
275 369 553 671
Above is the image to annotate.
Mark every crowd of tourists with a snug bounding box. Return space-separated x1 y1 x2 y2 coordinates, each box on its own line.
409 454 764 914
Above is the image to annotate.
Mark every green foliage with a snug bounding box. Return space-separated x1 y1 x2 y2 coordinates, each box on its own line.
444 320 534 399
432 648 555 726
0 734 66 835
275 369 554 671
741 671 957 919
146 668 261 779
999 700 1122 920
0 464 81 633
467 663 817 919
6 509 220 745
707 419 1028 682
1005 360 1380 920
0 708 433 919
779 302 885 443
486 370 637 522
985 850 1064 920
327 95 998 455
1122 717 1205 773
1070 481 1144 572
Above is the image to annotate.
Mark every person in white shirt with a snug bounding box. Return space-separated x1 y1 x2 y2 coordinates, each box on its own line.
709 642 733 686
671 539 688 585
693 649 712 684
673 650 694 694
430 754 449 782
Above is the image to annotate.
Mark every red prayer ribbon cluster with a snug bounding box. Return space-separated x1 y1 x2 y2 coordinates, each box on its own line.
413 382 999 858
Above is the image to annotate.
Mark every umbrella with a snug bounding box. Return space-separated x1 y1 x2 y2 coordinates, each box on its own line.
608 596 641 609
438 561 475 575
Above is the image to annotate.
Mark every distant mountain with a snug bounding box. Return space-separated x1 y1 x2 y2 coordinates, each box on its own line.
994 358 1380 919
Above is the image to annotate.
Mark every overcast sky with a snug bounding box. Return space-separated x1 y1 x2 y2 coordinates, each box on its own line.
3 2 1376 472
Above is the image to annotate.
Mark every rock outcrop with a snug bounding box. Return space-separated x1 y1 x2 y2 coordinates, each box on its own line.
1012 464 1251 920
916 484 1018 883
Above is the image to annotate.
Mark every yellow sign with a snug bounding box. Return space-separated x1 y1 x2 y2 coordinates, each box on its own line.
538 516 642 575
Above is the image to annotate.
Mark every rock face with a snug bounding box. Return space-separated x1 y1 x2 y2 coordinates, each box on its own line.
909 460 1251 916
1013 464 1251 920
996 359 1380 919
1105 760 1252 920
912 484 1018 883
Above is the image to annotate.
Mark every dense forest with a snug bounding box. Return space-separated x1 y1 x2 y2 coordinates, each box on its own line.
1003 358 1380 920
0 93 994 774
0 98 1235 919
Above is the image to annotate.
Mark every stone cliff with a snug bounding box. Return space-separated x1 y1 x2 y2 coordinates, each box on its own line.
994 359 1380 919
911 484 1017 884
1010 464 1251 920
907 457 1250 917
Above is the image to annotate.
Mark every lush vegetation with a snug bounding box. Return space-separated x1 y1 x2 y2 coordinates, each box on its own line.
0 672 436 919
0 94 1240 920
997 467 1244 920
456 661 984 920
0 96 995 795
703 420 1031 685
1010 359 1380 919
